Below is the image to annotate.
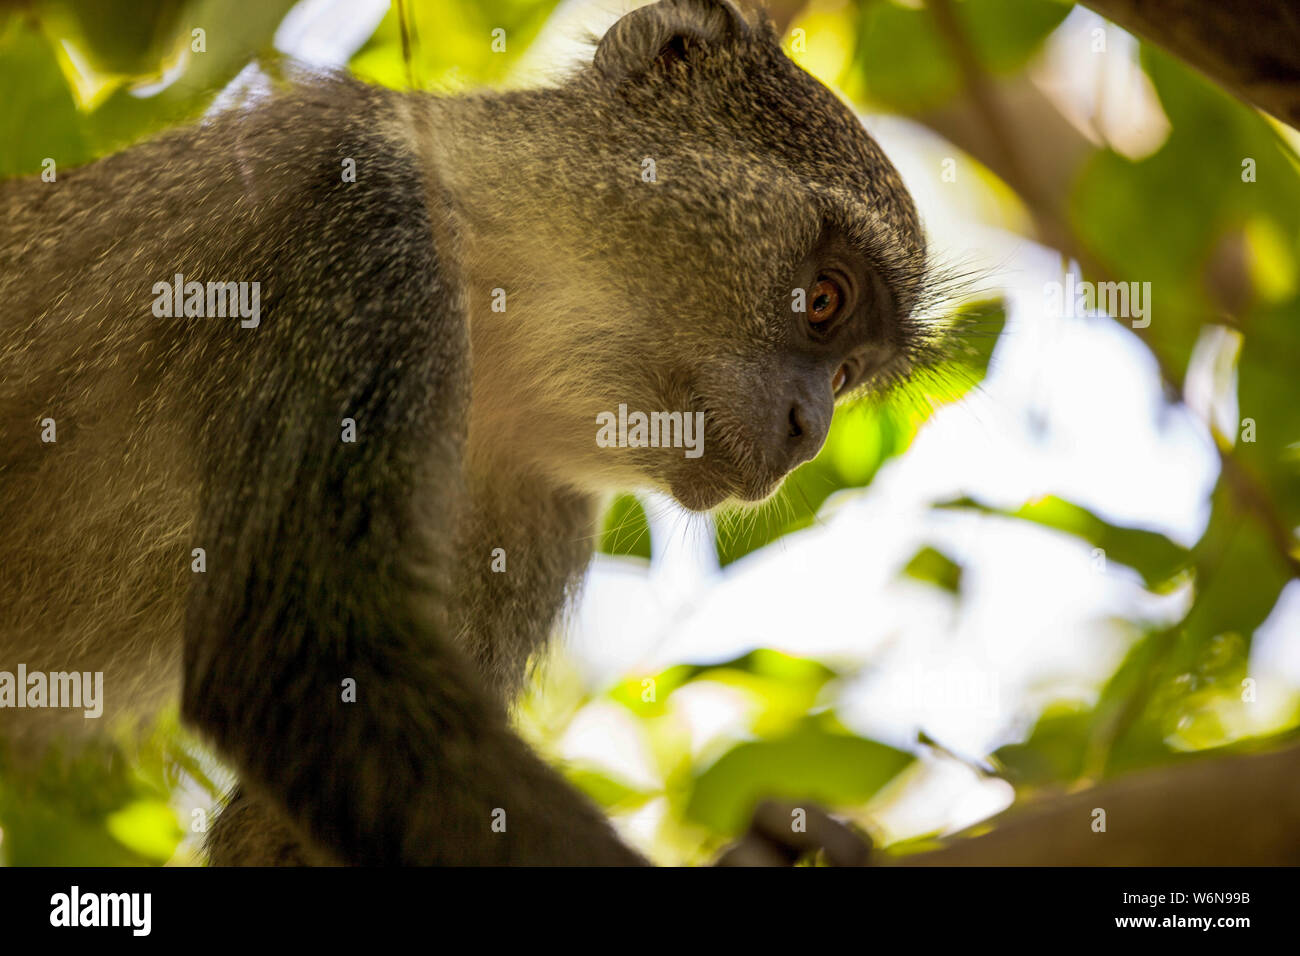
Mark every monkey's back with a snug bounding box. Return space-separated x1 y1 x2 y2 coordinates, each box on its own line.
0 75 468 747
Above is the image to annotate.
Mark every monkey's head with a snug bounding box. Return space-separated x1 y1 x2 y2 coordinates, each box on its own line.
475 0 930 512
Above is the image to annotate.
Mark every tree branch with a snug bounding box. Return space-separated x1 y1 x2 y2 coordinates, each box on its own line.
1078 0 1300 129
883 742 1300 864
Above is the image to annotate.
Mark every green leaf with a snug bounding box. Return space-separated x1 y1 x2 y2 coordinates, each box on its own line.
610 651 838 726
1178 482 1293 646
685 719 913 834
39 0 196 77
0 15 90 175
608 666 693 716
565 768 656 812
0 740 164 865
937 494 1190 589
902 545 964 593
992 702 1093 787
1233 297 1300 530
349 0 561 89
1069 45 1300 378
848 0 1070 112
1 0 300 174
1088 481 1294 774
104 799 184 862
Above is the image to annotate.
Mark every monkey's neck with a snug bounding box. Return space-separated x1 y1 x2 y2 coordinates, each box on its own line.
423 87 581 203
426 88 610 699
452 440 601 703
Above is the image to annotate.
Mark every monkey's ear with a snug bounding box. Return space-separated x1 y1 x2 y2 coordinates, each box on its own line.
594 0 750 85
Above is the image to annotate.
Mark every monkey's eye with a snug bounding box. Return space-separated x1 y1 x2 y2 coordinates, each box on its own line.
809 277 844 328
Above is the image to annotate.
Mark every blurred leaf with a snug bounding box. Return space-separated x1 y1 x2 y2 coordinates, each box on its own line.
714 404 906 565
104 799 184 862
0 14 90 174
1177 482 1292 646
1089 482 1293 774
608 664 695 717
1232 297 1300 530
1070 45 1300 379
685 718 913 834
0 802 155 866
847 0 1070 112
38 0 196 77
730 647 840 683
677 648 840 689
693 668 832 738
566 767 656 813
610 651 838 730
350 0 560 89
1 0 298 174
0 740 156 865
938 494 1190 589
902 545 963 593
78 0 298 155
992 702 1092 787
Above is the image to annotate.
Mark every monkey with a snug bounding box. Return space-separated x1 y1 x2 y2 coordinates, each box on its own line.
0 0 932 865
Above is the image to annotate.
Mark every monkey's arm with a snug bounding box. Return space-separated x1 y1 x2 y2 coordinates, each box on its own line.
186 564 645 867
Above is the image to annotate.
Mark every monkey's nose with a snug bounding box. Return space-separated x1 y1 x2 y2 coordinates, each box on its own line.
784 396 830 470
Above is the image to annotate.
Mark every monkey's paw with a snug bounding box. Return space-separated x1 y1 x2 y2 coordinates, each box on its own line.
712 798 872 867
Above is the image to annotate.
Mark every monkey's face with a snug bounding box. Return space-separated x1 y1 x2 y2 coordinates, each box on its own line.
613 220 923 514
553 0 929 512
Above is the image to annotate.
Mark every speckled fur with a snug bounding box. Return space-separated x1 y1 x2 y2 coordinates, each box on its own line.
0 0 924 864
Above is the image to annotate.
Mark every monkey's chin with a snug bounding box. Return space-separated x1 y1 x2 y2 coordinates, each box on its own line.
668 480 733 514
669 473 785 513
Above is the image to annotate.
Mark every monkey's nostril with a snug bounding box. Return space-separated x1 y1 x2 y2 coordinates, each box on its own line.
783 395 831 470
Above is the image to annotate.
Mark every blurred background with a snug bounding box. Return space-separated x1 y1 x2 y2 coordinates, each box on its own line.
2 0 1298 865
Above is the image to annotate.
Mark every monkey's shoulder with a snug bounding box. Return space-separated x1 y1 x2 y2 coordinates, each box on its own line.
160 79 470 449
